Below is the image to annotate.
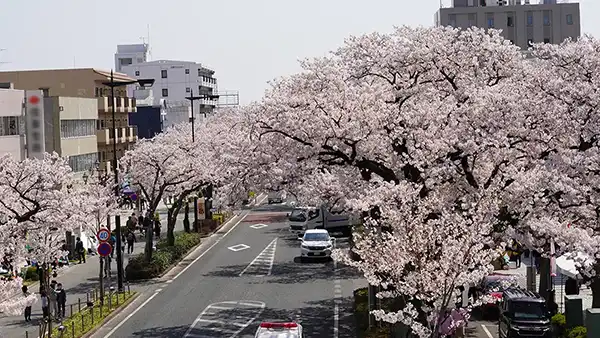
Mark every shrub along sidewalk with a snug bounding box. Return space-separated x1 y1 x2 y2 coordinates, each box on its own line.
125 232 201 281
354 287 390 338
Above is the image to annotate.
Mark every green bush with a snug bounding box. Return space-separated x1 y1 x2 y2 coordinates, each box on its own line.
566 326 586 338
126 232 201 281
23 266 39 281
551 313 566 337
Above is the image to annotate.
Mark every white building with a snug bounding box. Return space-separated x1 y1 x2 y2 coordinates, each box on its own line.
0 86 26 160
115 44 218 124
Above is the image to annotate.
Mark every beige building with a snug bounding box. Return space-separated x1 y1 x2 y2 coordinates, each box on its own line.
0 68 138 173
435 1 580 50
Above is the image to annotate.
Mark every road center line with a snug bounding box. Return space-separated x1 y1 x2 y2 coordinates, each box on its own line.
481 324 494 338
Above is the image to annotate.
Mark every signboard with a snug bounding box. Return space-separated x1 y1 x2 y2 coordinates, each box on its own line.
24 90 45 159
97 228 111 242
198 197 206 220
97 242 112 257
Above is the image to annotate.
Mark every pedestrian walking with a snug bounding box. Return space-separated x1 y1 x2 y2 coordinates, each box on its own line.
48 280 58 319
22 285 32 322
127 230 136 254
56 283 66 318
75 237 85 263
40 290 49 320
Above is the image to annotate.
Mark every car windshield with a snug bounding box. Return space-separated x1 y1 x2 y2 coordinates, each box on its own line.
303 233 329 241
289 209 306 222
511 301 548 320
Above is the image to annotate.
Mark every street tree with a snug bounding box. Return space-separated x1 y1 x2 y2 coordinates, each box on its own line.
242 26 557 336
509 36 600 307
120 125 212 260
0 153 88 310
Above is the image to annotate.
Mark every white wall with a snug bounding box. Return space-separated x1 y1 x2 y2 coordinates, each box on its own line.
0 89 25 159
0 135 25 160
121 60 218 116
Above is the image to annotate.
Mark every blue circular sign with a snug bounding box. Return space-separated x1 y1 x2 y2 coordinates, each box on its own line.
97 228 111 242
97 242 112 257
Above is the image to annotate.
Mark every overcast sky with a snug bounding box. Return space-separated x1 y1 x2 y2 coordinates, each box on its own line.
0 0 596 104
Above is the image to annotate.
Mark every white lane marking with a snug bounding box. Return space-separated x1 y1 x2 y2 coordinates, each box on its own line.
170 213 249 281
481 324 494 338
103 288 162 338
194 318 247 327
239 238 278 276
333 252 339 338
253 193 268 206
184 300 266 338
228 244 251 252
250 223 268 229
105 214 250 335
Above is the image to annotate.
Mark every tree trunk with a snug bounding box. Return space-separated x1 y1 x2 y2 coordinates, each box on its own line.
167 200 183 246
144 209 155 262
538 257 551 302
183 203 191 233
99 257 104 305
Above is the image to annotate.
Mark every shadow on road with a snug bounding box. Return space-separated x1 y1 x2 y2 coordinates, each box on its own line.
129 324 189 337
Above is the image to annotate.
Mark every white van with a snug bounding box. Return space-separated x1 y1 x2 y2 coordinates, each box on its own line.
288 206 356 236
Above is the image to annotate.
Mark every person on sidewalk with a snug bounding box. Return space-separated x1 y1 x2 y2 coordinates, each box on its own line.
126 230 136 254
40 290 49 321
22 285 32 322
48 280 58 320
75 237 85 263
56 283 66 318
154 218 161 239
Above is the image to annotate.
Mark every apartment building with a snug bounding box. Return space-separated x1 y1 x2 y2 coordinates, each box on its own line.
0 68 139 173
435 0 580 50
115 43 218 123
0 87 26 160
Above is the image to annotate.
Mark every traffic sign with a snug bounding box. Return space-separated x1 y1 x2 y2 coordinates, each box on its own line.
97 228 111 242
97 242 112 257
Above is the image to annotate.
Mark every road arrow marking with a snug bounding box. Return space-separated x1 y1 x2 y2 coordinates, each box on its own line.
227 244 250 252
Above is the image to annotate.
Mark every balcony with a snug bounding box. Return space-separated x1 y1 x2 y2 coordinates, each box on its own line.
126 125 138 142
96 128 129 145
97 97 136 113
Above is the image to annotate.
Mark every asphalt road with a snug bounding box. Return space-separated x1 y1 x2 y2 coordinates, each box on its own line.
91 202 360 338
468 320 498 338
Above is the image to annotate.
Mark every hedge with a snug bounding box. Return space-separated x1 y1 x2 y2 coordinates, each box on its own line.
126 232 201 281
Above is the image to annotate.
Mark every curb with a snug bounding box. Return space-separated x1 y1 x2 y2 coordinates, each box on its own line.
81 292 139 338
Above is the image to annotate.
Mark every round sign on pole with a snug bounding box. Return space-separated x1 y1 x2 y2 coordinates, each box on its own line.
97 242 113 257
97 228 111 242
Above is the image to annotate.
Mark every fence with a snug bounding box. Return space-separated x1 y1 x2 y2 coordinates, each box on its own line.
24 284 132 338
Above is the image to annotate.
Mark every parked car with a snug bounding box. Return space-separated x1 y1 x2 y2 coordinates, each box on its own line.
300 229 335 261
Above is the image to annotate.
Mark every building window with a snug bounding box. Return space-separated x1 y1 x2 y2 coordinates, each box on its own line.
185 69 190 74
566 14 573 25
135 70 140 76
161 69 167 78
543 11 551 26
468 13 476 27
67 152 98 173
186 87 191 93
527 13 533 26
487 17 494 28
544 38 551 43
60 119 96 138
507 16 514 27
198 69 202 77
448 14 456 27
162 88 168 97
120 58 132 66
39 88 50 97
0 116 22 136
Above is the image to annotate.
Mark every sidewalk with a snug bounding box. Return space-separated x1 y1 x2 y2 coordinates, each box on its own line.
0 211 186 338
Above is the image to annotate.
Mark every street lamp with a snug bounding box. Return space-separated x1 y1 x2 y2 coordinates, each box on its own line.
102 70 154 292
184 89 219 232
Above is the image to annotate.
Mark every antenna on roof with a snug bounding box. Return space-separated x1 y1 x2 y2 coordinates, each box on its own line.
147 24 152 61
0 49 10 68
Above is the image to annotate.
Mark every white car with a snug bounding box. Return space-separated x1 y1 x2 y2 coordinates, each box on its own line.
255 321 303 338
300 229 335 260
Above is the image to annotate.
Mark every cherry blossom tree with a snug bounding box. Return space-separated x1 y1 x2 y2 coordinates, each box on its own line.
0 153 89 312
236 26 561 336
512 35 600 307
120 124 215 259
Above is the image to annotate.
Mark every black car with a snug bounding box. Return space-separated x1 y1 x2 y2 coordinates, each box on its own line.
498 288 552 338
